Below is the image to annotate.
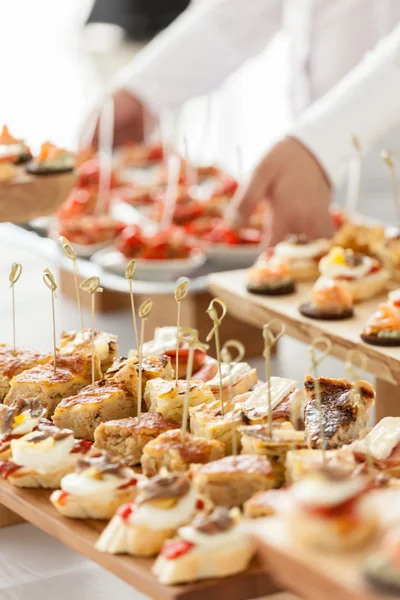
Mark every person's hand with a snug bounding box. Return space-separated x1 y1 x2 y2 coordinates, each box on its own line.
82 89 150 149
233 137 334 245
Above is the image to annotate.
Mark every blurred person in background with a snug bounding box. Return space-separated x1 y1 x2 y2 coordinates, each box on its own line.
87 0 400 242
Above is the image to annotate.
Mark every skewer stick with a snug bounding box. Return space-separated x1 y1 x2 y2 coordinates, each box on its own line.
236 144 243 183
346 135 362 214
60 236 84 334
174 280 190 383
80 277 103 384
183 136 197 188
345 350 374 474
179 327 209 442
96 95 114 216
9 263 22 352
221 339 245 457
382 150 400 228
43 268 58 374
125 260 139 351
137 299 153 422
263 320 286 437
161 152 181 230
307 336 333 464
206 297 228 415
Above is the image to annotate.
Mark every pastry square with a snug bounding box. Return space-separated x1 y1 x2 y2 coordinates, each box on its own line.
239 422 306 486
206 362 258 401
193 454 275 508
106 355 173 394
0 344 52 401
52 381 136 441
144 378 215 425
4 353 101 418
304 375 375 449
141 429 225 477
189 396 245 455
94 413 179 466
285 447 356 484
59 329 118 372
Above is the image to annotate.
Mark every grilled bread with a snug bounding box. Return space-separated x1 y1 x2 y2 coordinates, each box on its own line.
59 329 118 373
244 489 292 518
106 355 173 398
239 422 306 486
193 454 274 508
285 447 357 484
94 413 179 466
4 353 101 418
141 429 225 477
304 375 375 449
189 396 245 455
0 344 52 401
206 362 258 402
144 378 215 426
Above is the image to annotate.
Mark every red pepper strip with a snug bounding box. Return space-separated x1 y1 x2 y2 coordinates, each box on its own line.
118 478 137 490
71 439 92 454
162 539 195 560
0 460 21 479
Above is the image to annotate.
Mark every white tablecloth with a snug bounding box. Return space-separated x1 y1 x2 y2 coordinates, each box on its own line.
0 524 148 600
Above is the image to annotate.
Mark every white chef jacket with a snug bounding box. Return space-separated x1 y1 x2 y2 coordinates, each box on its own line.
115 0 400 190
116 0 400 113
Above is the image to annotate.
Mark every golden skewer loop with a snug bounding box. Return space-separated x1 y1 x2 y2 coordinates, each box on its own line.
9 263 22 352
125 260 139 351
221 339 245 364
308 336 332 463
263 320 286 437
43 268 58 374
60 236 84 333
80 276 103 384
206 297 227 415
174 279 190 383
137 299 153 422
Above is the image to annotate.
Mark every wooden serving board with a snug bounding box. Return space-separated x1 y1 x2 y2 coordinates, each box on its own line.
208 269 400 420
0 480 278 600
252 516 396 600
0 168 76 223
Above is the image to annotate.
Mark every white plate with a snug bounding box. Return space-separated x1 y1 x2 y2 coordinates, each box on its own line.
92 246 207 281
48 228 112 258
205 244 263 268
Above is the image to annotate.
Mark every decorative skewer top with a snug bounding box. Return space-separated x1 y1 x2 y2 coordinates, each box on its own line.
221 339 245 364
307 336 332 373
43 268 57 293
60 236 78 261
125 259 137 280
206 297 227 342
80 276 103 295
175 279 190 303
262 320 285 355
9 262 22 288
138 299 153 320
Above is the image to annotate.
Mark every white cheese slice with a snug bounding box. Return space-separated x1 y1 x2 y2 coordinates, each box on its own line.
352 417 400 460
275 239 329 261
207 362 250 389
291 475 367 508
142 326 178 356
243 377 297 417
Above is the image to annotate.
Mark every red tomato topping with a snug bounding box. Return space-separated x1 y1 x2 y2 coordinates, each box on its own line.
146 144 163 162
76 159 120 189
57 491 69 505
196 498 205 510
0 460 21 479
117 503 135 520
368 264 381 275
118 478 137 490
72 439 92 454
162 539 195 560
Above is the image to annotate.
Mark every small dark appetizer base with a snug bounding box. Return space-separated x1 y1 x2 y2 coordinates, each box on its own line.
26 164 74 176
360 332 400 347
365 555 400 596
247 281 296 296
15 152 32 165
299 301 354 320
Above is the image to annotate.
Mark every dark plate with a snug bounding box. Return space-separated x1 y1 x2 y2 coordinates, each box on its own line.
360 333 400 347
299 301 354 320
247 281 296 296
26 163 74 176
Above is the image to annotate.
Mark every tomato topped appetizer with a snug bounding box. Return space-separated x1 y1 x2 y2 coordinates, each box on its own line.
116 225 197 260
202 219 262 245
27 142 75 175
58 215 126 246
0 125 32 164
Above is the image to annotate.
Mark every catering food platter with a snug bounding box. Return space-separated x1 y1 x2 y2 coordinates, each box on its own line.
0 482 274 600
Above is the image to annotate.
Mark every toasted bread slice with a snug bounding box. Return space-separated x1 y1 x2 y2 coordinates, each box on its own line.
141 429 224 477
0 344 52 401
144 378 215 426
304 375 375 449
59 329 118 373
94 413 179 466
4 353 101 418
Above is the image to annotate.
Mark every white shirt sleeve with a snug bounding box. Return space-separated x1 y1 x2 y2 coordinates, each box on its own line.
292 21 400 188
114 0 282 114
